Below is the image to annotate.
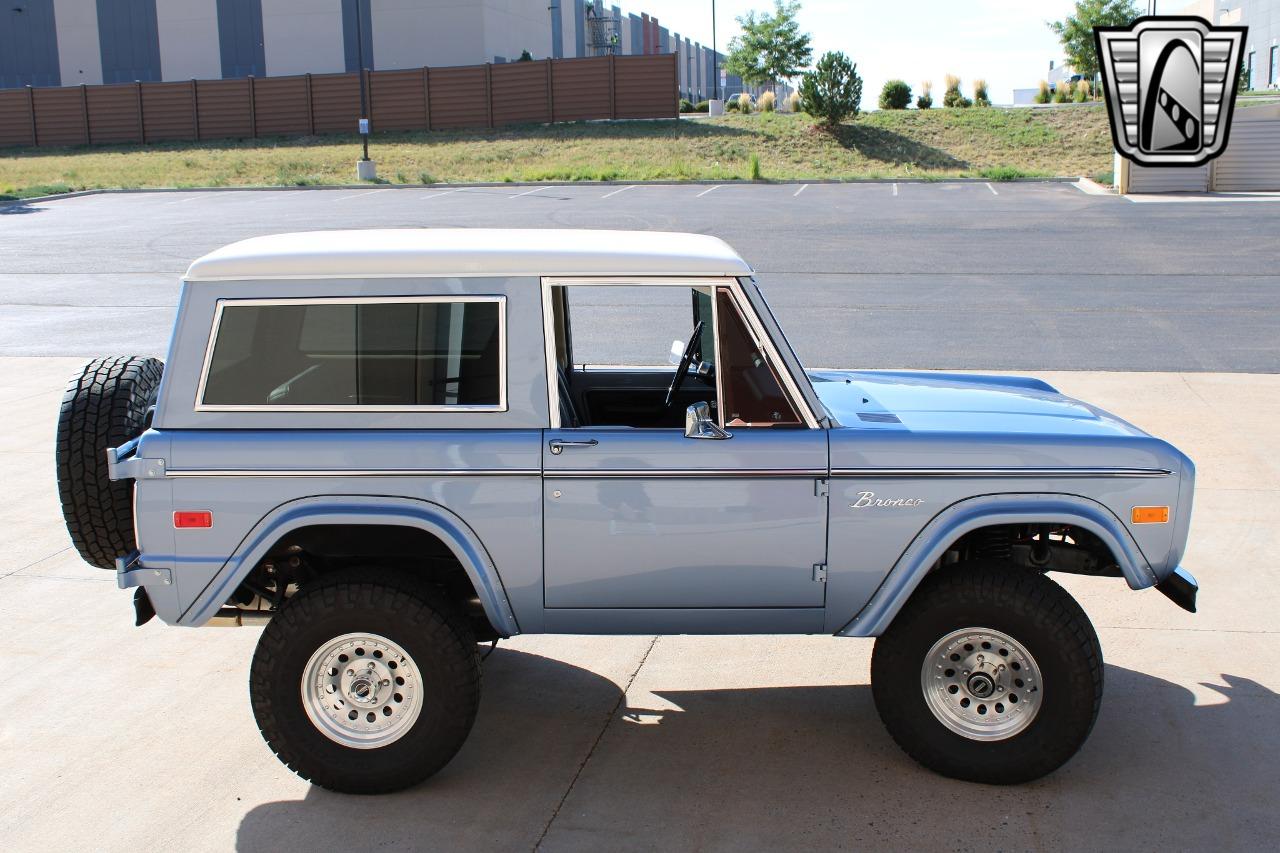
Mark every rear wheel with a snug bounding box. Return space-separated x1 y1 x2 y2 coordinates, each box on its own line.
870 563 1103 784
250 571 481 794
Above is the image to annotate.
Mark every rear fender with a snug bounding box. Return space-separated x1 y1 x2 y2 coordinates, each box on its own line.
178 495 519 635
837 493 1154 637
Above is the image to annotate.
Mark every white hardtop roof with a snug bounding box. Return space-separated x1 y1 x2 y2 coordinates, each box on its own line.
184 228 753 281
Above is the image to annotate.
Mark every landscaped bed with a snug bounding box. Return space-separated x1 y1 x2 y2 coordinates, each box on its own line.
1 107 1115 200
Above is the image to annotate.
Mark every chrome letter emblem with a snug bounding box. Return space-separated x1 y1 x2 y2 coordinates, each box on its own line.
851 491 923 509
1095 16 1247 167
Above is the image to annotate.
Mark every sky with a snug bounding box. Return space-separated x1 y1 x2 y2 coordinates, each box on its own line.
629 0 1083 107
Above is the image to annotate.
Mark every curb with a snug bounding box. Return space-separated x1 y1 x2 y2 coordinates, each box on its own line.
3 175 1086 208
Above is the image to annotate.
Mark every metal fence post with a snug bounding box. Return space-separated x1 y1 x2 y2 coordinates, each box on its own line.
248 75 257 137
545 58 555 123
485 63 493 128
80 84 90 145
26 85 38 147
608 54 617 119
136 81 145 143
191 79 200 140
305 73 315 135
423 66 432 131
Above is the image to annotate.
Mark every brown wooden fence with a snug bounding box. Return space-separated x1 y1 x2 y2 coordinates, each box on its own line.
0 54 677 149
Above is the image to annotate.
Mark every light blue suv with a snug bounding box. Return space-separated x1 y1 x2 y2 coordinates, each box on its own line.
55 229 1197 794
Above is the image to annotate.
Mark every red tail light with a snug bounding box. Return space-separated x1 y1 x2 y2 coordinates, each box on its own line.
173 511 213 529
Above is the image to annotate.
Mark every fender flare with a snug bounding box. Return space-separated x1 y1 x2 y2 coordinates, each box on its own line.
837 492 1155 638
178 495 520 635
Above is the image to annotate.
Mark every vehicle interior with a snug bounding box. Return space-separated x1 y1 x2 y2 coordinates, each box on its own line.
547 283 803 429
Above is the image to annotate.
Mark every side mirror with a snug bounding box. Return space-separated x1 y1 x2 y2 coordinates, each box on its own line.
684 402 732 440
668 339 685 365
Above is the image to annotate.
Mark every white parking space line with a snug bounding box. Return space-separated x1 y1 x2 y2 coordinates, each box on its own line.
892 183 899 197
421 188 461 201
601 184 637 199
793 184 808 197
163 195 205 205
330 188 394 203
985 182 999 196
512 186 551 198
696 185 723 198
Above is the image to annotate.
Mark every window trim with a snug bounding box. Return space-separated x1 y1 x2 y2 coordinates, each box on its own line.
194 295 508 413
540 276 818 429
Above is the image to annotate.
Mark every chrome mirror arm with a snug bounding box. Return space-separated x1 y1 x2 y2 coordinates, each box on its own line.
684 402 732 440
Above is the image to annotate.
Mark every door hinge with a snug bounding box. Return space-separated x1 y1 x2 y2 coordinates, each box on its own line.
814 478 829 497
812 563 828 583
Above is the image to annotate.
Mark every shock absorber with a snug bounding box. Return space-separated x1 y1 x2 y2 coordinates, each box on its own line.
973 527 1013 562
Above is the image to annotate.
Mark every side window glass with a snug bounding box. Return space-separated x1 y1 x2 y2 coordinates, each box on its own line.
715 288 801 427
200 299 504 408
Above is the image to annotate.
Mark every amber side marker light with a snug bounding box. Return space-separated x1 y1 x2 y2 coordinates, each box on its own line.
174 511 213 529
1131 506 1169 524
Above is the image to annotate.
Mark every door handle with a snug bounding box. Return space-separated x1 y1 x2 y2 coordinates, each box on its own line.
549 439 599 455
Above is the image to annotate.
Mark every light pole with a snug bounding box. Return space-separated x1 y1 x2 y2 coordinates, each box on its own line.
353 1 376 180
712 0 718 100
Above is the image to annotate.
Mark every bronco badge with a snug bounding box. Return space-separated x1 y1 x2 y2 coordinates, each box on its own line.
851 491 924 509
1094 16 1247 168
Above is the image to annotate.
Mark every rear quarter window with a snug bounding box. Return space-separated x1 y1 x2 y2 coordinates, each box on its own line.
197 297 505 410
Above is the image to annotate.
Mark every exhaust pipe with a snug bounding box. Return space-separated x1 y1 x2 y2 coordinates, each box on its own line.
207 608 274 627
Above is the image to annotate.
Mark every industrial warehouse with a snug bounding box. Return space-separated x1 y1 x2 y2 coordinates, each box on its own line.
0 1 733 103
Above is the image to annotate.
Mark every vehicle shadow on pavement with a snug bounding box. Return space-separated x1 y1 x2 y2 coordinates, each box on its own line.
236 649 1279 852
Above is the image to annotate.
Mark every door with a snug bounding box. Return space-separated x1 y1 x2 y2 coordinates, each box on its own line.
540 278 829 633
543 427 829 611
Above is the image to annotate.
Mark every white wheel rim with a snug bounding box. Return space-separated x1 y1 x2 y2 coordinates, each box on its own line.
301 633 422 749
920 627 1043 741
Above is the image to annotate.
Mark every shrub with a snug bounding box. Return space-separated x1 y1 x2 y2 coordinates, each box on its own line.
517 49 533 62
1034 80 1051 104
725 96 741 112
737 92 754 114
679 98 694 113
749 152 762 180
1074 79 1090 102
878 79 912 110
799 51 863 126
786 91 801 112
916 80 933 109
694 100 710 113
973 78 990 107
759 91 777 112
1053 81 1070 103
943 74 971 108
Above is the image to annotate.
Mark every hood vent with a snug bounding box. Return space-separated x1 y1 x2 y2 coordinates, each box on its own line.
857 412 902 424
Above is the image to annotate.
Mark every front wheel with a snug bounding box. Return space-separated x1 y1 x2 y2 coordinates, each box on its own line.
249 571 481 794
870 563 1103 784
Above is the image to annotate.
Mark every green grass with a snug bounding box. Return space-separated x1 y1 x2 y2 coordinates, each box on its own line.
0 107 1115 199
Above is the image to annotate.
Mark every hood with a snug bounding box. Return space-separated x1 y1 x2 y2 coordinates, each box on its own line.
809 370 1149 438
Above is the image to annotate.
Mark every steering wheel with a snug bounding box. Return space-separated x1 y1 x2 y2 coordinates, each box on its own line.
665 321 704 409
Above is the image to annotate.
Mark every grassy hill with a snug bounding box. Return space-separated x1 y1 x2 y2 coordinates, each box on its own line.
1 106 1115 200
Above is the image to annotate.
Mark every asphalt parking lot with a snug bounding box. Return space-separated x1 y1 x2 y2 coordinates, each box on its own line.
2 180 1279 371
1 184 1278 851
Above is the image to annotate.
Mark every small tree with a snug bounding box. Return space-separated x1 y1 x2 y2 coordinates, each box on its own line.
973 78 991 107
916 80 933 109
517 49 533 62
724 1 813 92
1034 80 1051 104
799 51 862 126
1048 0 1139 80
878 79 912 110
943 74 971 108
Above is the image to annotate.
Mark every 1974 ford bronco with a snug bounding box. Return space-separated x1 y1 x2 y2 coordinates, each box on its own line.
55 229 1197 794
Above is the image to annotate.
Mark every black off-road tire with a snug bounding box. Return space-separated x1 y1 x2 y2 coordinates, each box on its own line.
870 563 1103 784
55 356 164 569
250 570 481 795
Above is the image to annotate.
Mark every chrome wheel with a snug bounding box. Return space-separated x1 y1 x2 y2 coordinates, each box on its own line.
920 627 1042 741
301 633 422 749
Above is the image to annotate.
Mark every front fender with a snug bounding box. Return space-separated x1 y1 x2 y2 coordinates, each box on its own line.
837 492 1154 638
178 495 520 635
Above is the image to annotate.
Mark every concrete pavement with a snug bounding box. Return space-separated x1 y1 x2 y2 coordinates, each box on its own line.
0 357 1276 851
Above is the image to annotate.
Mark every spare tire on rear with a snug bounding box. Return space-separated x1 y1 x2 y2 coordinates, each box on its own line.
56 356 164 570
